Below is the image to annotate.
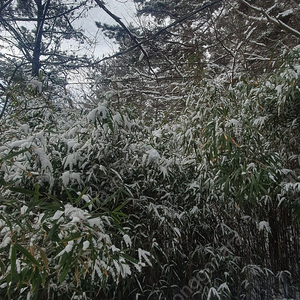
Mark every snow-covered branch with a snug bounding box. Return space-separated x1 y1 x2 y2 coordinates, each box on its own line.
238 0 300 38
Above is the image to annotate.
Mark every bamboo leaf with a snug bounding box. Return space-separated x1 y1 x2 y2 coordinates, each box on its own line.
14 244 42 270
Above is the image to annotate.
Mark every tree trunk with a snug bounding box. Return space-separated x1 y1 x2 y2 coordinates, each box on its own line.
32 0 50 77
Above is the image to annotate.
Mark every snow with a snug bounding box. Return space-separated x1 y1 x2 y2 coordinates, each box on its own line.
0 236 11 249
138 248 152 267
29 79 42 93
34 147 53 172
61 171 81 186
20 205 28 215
52 210 64 221
123 234 132 247
87 104 108 121
258 221 271 233
152 129 162 138
82 241 89 251
252 116 267 127
20 124 30 133
277 9 294 18
111 245 120 252
146 148 160 160
65 240 74 253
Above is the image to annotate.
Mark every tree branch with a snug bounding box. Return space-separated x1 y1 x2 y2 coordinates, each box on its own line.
238 0 300 39
94 0 154 73
0 63 24 120
93 0 224 65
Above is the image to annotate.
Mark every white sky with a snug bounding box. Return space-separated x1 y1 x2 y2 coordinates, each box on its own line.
71 0 139 58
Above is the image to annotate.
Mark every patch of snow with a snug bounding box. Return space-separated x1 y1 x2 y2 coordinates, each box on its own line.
61 171 81 186
146 148 160 160
258 221 271 233
82 241 89 251
87 104 108 121
20 205 28 215
277 9 294 18
123 234 132 247
29 79 42 93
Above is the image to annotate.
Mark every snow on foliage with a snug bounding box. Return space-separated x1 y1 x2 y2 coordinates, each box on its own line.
1 48 300 299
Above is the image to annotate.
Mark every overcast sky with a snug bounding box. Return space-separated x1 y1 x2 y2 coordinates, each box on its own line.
72 0 138 58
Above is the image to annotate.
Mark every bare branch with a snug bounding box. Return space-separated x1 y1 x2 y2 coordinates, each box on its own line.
93 0 224 65
94 0 154 73
0 63 24 120
238 0 300 39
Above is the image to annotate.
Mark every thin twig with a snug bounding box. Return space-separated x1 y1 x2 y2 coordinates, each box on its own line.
93 0 224 65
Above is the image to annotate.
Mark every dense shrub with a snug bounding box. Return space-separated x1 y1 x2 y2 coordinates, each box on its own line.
1 49 300 299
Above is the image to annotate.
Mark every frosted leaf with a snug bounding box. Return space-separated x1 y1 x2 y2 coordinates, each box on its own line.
113 259 121 275
20 124 30 133
152 129 162 138
87 217 104 229
225 118 241 128
87 104 108 121
253 116 267 127
52 210 64 221
8 139 31 148
16 258 21 273
66 139 79 151
55 249 66 258
81 194 93 211
258 221 271 233
247 163 256 170
94 261 103 280
294 64 300 74
173 227 181 237
0 283 7 289
218 282 230 293
190 206 199 214
138 248 152 266
82 241 89 251
71 216 81 223
29 79 42 93
275 84 284 96
34 147 53 172
36 131 46 147
208 287 220 300
159 166 168 178
120 263 131 277
65 240 74 253
0 236 11 249
277 9 294 18
111 245 120 252
61 171 81 186
139 52 144 61
283 182 300 192
123 234 132 247
63 153 79 171
20 205 28 215
146 148 160 161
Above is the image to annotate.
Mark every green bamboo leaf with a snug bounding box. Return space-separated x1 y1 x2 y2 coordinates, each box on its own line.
113 199 130 213
8 187 36 195
44 222 60 243
59 260 72 284
9 244 17 296
82 197 96 209
0 148 31 164
14 244 42 269
122 253 139 264
75 188 87 204
62 185 75 204
35 245 49 272
45 193 65 210
60 232 82 243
